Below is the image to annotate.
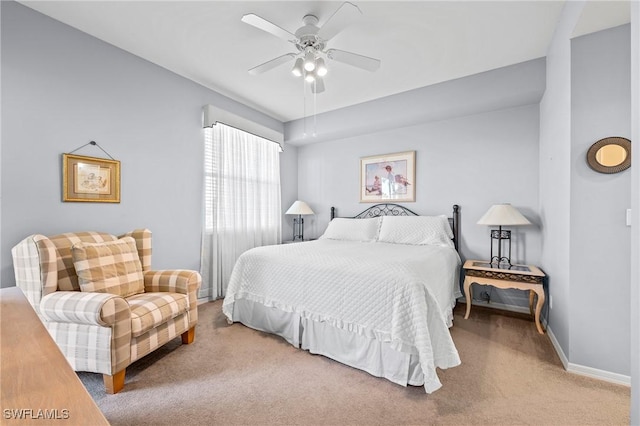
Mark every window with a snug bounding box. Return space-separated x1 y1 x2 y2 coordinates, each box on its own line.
200 124 282 299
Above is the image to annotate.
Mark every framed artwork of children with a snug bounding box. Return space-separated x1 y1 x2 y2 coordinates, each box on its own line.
360 151 415 203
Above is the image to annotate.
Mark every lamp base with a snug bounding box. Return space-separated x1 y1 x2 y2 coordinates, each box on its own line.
488 226 512 268
489 256 513 269
292 216 305 241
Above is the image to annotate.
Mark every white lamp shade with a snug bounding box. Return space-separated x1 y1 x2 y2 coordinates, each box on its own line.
315 57 328 76
291 58 304 77
285 200 315 215
304 50 316 71
304 70 316 83
477 203 531 226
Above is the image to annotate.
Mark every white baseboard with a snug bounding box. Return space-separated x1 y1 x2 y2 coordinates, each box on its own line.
546 325 569 369
545 326 630 387
463 300 631 387
567 363 631 386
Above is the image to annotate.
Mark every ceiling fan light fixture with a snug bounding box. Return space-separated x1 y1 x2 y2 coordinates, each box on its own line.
304 71 318 83
303 50 316 72
315 57 328 77
304 70 316 83
291 58 304 77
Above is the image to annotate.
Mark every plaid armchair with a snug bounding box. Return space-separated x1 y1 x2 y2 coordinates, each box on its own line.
11 229 201 394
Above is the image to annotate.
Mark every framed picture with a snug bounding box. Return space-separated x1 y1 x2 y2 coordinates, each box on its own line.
63 154 120 203
360 151 415 203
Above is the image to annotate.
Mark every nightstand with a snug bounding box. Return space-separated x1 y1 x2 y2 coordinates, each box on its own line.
462 259 546 334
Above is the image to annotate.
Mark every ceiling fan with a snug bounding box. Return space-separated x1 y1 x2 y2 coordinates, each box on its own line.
241 2 381 94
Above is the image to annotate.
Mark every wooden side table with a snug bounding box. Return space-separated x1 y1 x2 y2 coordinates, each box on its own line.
463 259 546 334
1 287 109 424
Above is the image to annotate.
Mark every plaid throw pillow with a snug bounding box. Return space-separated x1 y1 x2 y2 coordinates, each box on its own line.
72 236 145 297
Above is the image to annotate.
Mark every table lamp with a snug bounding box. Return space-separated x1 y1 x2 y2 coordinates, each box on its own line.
477 203 530 267
285 200 315 241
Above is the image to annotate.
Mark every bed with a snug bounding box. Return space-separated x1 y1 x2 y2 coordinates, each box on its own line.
222 204 462 393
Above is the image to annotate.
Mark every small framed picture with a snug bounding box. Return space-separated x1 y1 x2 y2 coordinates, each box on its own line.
63 154 120 203
360 151 415 203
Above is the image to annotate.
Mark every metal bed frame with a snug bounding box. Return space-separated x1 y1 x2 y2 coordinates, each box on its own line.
330 203 460 252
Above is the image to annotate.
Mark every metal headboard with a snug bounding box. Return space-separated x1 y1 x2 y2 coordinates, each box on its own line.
330 203 460 253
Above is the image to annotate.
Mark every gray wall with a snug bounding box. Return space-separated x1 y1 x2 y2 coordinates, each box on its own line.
288 63 543 308
286 59 545 146
630 2 640 422
570 25 631 376
280 144 299 240
538 0 582 367
540 0 633 380
0 2 287 286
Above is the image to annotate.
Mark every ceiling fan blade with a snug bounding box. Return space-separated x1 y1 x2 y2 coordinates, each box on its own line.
248 53 296 75
317 2 362 41
311 76 325 94
241 13 296 42
326 49 381 72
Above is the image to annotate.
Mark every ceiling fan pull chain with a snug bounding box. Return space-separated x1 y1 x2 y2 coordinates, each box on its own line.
303 76 308 139
313 82 317 138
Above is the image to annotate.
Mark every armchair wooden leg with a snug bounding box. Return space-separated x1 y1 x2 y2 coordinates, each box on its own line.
181 326 195 344
104 369 126 394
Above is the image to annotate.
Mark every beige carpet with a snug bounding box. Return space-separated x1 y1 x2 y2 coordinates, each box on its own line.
79 301 629 425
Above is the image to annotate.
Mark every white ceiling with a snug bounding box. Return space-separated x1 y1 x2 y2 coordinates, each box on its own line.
20 1 631 123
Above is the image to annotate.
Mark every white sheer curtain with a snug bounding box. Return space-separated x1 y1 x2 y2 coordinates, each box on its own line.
200 123 282 299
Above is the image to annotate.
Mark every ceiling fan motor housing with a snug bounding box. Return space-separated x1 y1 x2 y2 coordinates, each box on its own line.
295 15 325 52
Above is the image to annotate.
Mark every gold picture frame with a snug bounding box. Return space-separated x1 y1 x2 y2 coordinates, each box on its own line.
63 154 120 203
360 151 415 203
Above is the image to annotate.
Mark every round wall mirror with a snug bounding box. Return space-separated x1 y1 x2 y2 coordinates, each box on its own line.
586 137 631 174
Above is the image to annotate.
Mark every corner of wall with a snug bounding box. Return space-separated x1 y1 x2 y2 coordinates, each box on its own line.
629 0 640 422
546 325 569 369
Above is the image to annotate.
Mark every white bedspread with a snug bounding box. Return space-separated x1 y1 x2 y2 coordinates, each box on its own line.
222 239 462 393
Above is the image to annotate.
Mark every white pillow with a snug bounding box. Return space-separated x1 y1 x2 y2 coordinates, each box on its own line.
319 217 381 242
377 215 454 247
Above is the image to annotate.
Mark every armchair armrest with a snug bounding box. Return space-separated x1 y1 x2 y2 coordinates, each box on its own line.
40 291 132 378
40 291 130 327
144 270 201 329
143 270 201 294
